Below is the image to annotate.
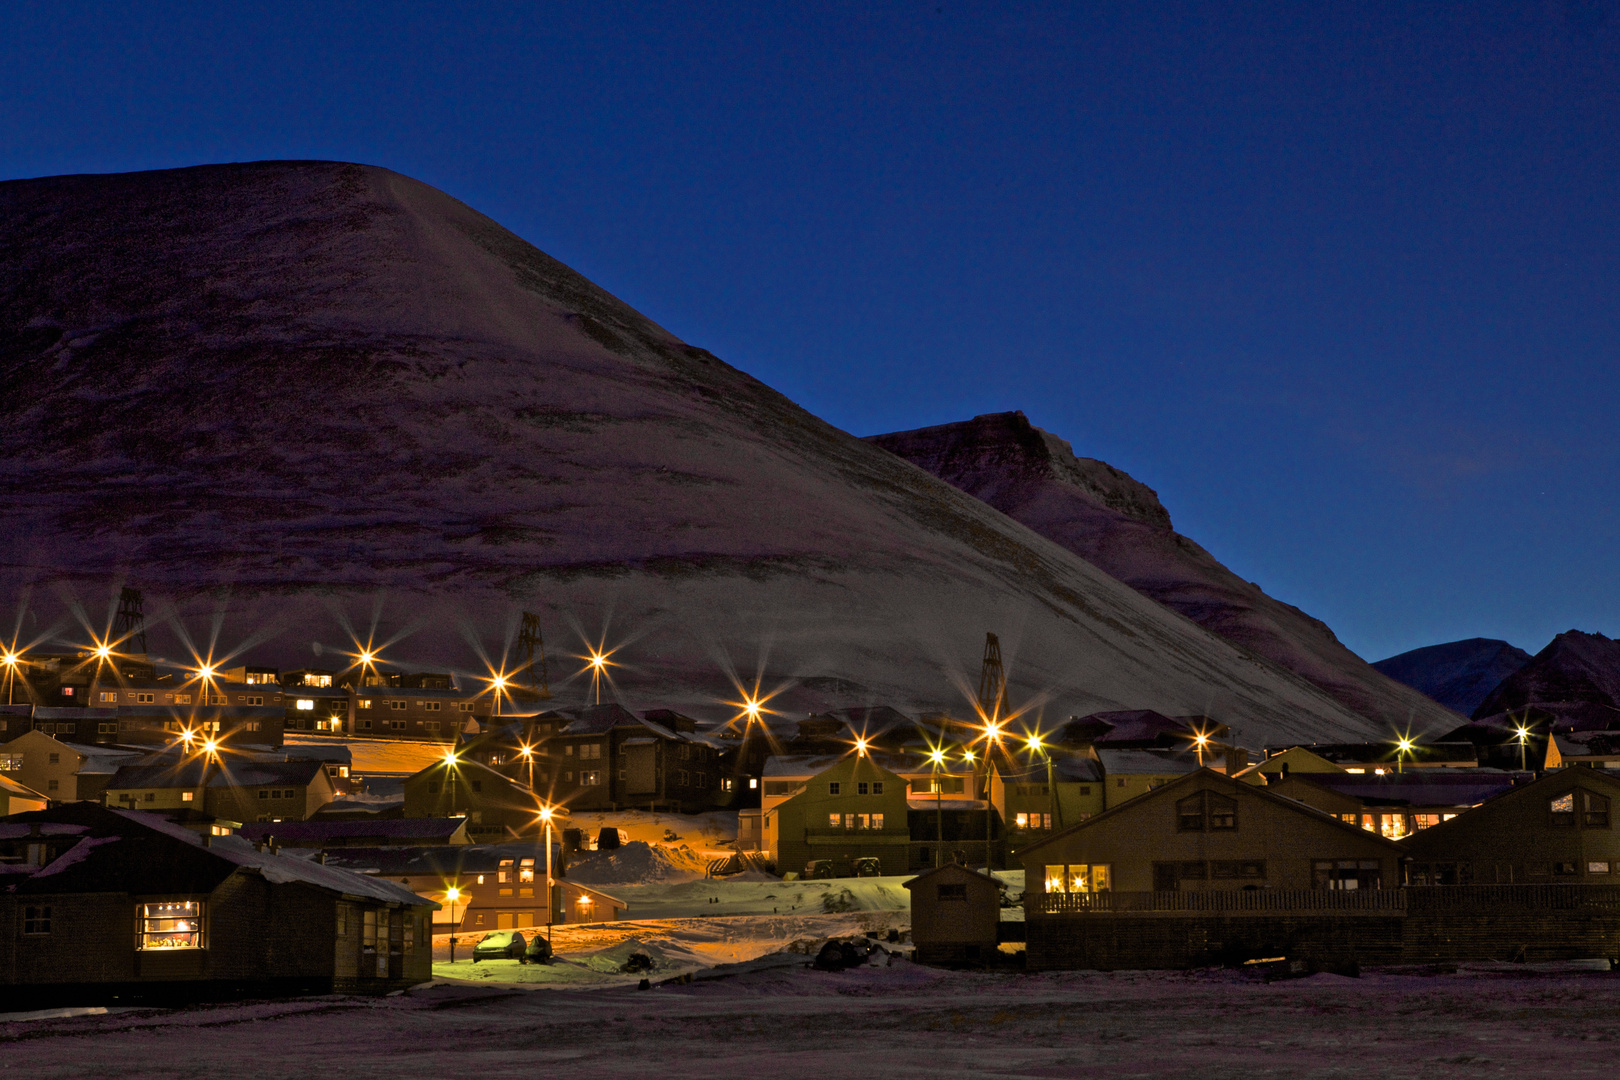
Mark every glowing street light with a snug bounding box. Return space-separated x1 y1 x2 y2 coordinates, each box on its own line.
538 805 558 944
1515 725 1531 772
445 886 464 962
1395 735 1415 774
1 648 20 707
853 736 869 757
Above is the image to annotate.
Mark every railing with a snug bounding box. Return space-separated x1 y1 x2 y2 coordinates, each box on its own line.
1405 884 1620 910
1038 889 1408 916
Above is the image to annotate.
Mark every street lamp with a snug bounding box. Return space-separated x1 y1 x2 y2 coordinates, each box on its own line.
445 886 464 963
586 651 608 705
1395 736 1414 775
1 648 20 707
1515 725 1531 772
519 744 535 790
538 806 556 944
928 746 948 869
1026 731 1060 834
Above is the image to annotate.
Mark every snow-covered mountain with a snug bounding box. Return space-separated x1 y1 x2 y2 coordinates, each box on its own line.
0 161 1387 744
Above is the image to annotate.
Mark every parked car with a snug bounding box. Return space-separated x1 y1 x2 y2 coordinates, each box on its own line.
525 934 553 964
472 931 527 963
804 859 835 879
853 857 881 877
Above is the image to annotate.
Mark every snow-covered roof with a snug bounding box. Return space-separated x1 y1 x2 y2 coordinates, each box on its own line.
107 809 434 907
1098 750 1201 776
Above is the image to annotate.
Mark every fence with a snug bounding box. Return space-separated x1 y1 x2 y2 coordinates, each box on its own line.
1038 889 1408 916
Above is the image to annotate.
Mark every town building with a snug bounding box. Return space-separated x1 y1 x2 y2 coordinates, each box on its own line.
104 757 337 823
904 862 1004 966
401 757 544 842
1262 770 1522 840
0 730 141 802
0 774 46 815
239 817 471 848
0 802 435 1007
766 754 911 877
321 844 626 931
1097 749 1201 808
1400 766 1620 884
526 704 723 813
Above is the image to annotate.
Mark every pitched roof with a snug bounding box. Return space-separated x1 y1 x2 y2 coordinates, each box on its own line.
1016 767 1410 861
238 817 467 844
106 757 327 790
1097 749 1200 776
1279 770 1522 807
902 862 1003 890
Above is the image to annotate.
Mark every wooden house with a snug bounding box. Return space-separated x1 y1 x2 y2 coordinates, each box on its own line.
1400 766 1620 884
769 754 910 877
401 757 543 842
104 756 336 823
0 802 435 1007
903 863 1003 966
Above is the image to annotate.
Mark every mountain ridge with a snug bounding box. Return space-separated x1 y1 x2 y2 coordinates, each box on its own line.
0 161 1389 744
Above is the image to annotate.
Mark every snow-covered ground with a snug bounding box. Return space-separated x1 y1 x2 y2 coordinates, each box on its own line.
5 964 1619 1078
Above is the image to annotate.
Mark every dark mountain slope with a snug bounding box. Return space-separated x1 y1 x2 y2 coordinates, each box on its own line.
869 411 1464 736
0 162 1387 743
1372 638 1532 716
1473 631 1620 724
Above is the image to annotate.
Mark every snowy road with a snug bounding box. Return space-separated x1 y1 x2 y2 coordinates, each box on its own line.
2 964 1616 1078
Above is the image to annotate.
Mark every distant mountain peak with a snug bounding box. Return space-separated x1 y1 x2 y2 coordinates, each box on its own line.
1372 638 1532 717
870 413 1467 736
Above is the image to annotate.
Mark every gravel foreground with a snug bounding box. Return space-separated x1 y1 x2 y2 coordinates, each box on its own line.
1 963 1615 1079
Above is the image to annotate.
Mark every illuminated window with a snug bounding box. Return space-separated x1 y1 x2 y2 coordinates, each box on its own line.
181 792 194 802
1589 861 1612 875
519 859 535 883
1314 860 1382 890
871 813 884 830
1550 793 1575 827
295 699 315 711
828 813 840 828
580 770 601 786
139 902 204 950
358 699 373 709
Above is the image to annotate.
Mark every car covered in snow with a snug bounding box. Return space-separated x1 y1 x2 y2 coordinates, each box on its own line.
472 931 527 963
525 934 553 964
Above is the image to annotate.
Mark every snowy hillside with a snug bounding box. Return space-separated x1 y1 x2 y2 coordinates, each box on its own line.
0 162 1387 745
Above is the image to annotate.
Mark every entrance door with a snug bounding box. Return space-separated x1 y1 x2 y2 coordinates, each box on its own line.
1153 862 1179 892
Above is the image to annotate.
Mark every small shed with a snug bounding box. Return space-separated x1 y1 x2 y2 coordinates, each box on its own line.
903 862 1002 967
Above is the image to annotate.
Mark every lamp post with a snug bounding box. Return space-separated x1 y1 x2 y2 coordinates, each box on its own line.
982 719 1004 870
520 744 534 789
1516 725 1530 773
539 806 555 944
445 886 463 963
1396 737 1414 775
928 748 947 869
2 649 19 706
1027 732 1059 834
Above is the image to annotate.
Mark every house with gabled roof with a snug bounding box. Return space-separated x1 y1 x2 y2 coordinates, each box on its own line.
103 756 336 823
0 802 435 1007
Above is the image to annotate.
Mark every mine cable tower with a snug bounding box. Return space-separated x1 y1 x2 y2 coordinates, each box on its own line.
977 631 1007 719
116 587 147 656
517 611 552 700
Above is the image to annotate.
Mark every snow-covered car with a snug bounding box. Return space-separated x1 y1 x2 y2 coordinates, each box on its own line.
525 934 553 964
472 931 527 963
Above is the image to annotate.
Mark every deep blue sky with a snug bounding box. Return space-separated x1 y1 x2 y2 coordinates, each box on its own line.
4 1 1618 662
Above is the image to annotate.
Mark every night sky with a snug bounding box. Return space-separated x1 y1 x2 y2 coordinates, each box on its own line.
4 2 1618 661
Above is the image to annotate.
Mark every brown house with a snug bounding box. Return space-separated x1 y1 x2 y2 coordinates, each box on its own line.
401 758 543 842
1 730 140 803
1400 767 1620 884
0 802 435 1007
903 863 1003 966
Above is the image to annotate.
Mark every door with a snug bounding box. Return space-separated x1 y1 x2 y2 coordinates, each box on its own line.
1153 862 1179 892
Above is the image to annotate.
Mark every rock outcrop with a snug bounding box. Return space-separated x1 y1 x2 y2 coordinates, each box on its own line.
869 411 1465 736
1472 631 1620 725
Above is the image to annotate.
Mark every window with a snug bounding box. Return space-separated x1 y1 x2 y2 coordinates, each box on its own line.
460 703 474 713
1589 861 1612 875
828 782 841 795
358 699 373 709
1412 813 1440 829
362 909 377 952
1314 860 1382 890
1211 860 1266 880
144 793 155 802
424 721 440 733
246 696 264 706
871 813 884 830
937 884 967 901
48 752 59 764
181 791 193 802
100 691 117 703
1551 793 1576 826
46 779 59 791
99 723 117 734
1176 791 1236 832
139 902 204 950
581 770 601 786
1585 792 1610 828
136 693 155 704
295 699 315 711
1555 861 1580 876
498 859 513 883
389 719 406 731
390 701 407 711
676 770 689 785
0 753 20 770
1045 864 1110 893
23 905 51 935
424 701 440 712
519 859 535 883
580 744 600 759
828 813 840 828
857 782 869 795
174 694 191 705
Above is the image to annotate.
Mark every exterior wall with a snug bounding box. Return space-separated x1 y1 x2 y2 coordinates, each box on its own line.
206 770 335 824
775 757 909 877
1021 776 1404 903
906 866 1001 965
1103 771 1195 810
0 870 432 1005
348 687 479 740
1026 886 1620 971
1401 771 1620 884
106 782 206 811
402 764 539 841
0 731 85 800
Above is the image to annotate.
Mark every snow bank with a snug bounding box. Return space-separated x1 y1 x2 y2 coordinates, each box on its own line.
565 841 700 885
